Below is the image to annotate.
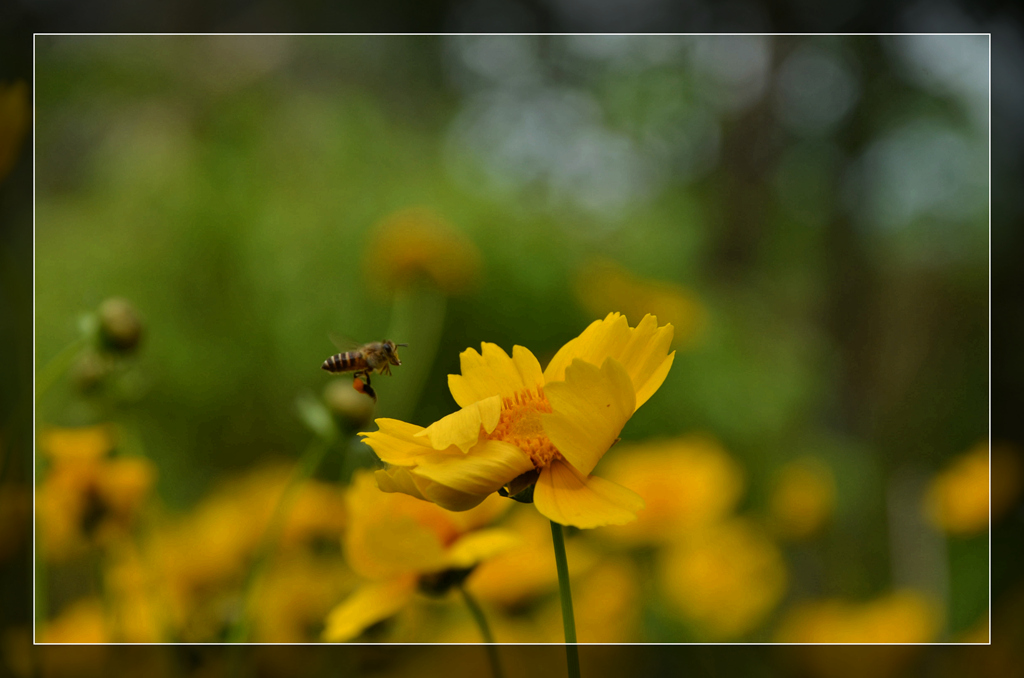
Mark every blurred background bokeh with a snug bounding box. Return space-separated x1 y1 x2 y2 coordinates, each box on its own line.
1 22 1022 678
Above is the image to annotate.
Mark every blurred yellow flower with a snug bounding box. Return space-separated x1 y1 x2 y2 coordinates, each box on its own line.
39 598 110 643
775 589 941 643
658 518 787 639
322 471 517 642
769 456 836 540
775 591 941 678
0 80 29 182
144 464 346 640
364 313 675 529
466 506 596 611
35 601 112 677
925 441 1023 535
36 426 156 561
250 552 355 643
539 557 642 643
103 543 166 643
598 435 744 545
574 258 705 348
363 207 483 295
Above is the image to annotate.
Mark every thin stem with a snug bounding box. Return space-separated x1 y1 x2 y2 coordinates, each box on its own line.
35 336 88 404
550 520 580 678
380 285 447 422
226 436 331 643
459 584 504 678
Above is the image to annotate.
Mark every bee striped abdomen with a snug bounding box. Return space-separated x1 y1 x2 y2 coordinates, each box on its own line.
322 352 366 373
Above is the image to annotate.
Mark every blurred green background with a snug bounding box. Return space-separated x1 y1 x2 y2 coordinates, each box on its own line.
22 32 1002 657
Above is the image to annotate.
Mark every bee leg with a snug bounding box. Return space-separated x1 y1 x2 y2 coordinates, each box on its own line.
353 374 377 402
382 364 392 377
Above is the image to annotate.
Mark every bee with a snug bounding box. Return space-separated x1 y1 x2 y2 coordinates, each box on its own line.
321 339 406 402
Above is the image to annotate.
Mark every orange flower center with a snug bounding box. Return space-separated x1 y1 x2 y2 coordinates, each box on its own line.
487 387 561 469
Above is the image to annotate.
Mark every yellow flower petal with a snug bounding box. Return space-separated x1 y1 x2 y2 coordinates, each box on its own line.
448 343 545 408
412 439 535 498
375 466 430 502
543 313 675 410
533 459 644 529
445 528 520 569
375 465 490 512
322 577 417 642
414 395 502 452
360 419 433 466
541 357 635 477
346 483 450 578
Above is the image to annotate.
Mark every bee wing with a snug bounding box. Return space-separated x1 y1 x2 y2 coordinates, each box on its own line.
328 332 362 352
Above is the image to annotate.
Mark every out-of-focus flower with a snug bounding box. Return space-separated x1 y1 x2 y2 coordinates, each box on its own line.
363 207 483 296
574 258 705 349
103 543 166 643
467 506 595 612
775 590 941 678
250 552 354 643
97 298 144 354
775 589 941 643
769 456 836 540
0 483 31 562
36 600 111 677
364 313 675 529
925 441 1023 535
145 464 346 641
0 80 29 182
39 598 110 643
322 471 517 642
539 557 642 643
658 518 787 639
598 435 744 545
278 481 348 550
37 426 156 561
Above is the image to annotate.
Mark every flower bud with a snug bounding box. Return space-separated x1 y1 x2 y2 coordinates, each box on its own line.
72 350 113 393
97 298 143 354
323 380 375 429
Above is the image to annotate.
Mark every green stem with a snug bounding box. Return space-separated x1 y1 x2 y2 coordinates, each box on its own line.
459 584 504 678
550 521 580 678
380 286 447 422
226 436 331 643
35 336 88 404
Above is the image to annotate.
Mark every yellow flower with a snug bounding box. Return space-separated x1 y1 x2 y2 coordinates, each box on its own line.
363 207 483 296
775 591 941 678
538 557 642 643
769 456 836 540
36 426 156 561
466 506 596 611
362 313 675 529
598 435 745 545
658 518 787 640
775 589 941 643
250 552 354 643
925 441 1023 535
39 598 110 643
323 471 517 642
574 258 705 349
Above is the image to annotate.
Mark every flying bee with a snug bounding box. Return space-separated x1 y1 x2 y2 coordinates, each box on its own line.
321 339 406 402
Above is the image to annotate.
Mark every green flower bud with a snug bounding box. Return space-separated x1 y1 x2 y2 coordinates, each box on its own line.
323 380 375 429
97 298 143 354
